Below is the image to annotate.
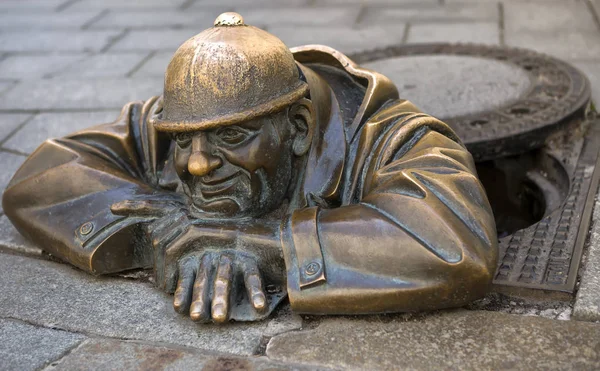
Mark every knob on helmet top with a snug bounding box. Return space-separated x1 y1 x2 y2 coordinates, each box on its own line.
151 12 309 133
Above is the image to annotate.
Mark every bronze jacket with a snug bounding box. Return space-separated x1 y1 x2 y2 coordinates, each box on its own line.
3 46 498 315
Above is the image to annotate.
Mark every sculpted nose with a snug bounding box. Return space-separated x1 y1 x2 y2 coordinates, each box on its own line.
188 136 222 176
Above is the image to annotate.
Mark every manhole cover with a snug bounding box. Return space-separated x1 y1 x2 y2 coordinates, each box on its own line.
351 44 591 161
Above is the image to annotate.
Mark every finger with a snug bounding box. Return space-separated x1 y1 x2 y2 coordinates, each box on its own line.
111 200 175 217
243 259 267 313
173 258 196 314
211 255 233 323
190 253 214 323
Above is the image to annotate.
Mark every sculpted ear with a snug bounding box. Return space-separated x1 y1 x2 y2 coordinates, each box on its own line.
288 98 314 157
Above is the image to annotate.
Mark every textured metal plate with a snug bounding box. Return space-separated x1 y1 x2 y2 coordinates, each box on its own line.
350 44 591 161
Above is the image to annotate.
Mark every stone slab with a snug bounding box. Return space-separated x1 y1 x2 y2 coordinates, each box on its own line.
0 0 66 11
573 197 600 322
505 30 600 60
0 81 15 96
0 319 85 371
0 113 30 142
408 22 499 44
0 12 102 29
190 0 309 8
0 31 121 53
0 79 163 110
4 111 121 154
110 29 200 52
241 7 361 27
504 0 597 33
0 215 42 256
362 55 531 119
269 25 405 54
361 3 498 24
572 60 600 106
267 310 600 370
131 52 172 77
68 0 188 10
50 52 151 78
90 10 221 29
50 338 323 371
0 54 84 80
0 252 285 356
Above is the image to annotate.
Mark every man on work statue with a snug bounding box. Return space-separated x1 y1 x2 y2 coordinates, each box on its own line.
3 13 498 323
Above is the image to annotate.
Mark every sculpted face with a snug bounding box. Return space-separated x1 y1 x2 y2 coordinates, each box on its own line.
173 110 297 218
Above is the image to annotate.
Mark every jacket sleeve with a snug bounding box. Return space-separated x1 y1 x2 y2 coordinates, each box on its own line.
280 109 498 314
2 96 176 274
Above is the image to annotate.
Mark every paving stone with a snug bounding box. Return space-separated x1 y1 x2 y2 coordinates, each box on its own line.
190 0 309 8
90 10 221 29
0 78 163 110
504 0 597 33
0 12 102 29
51 52 151 78
572 60 600 106
132 52 172 77
361 3 498 24
0 81 15 96
241 7 361 27
573 197 600 321
363 55 531 119
49 338 323 371
0 252 289 356
264 306 303 338
505 30 600 60
0 215 42 256
0 31 121 53
407 22 499 44
0 152 26 213
267 310 600 370
0 113 30 142
110 29 200 52
0 0 66 11
316 0 438 4
270 26 405 54
0 54 83 80
68 0 188 10
0 319 85 371
4 111 121 154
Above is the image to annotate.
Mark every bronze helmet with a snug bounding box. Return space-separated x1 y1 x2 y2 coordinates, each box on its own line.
151 12 309 132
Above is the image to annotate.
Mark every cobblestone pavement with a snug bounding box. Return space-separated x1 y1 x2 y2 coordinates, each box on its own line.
1 0 600 370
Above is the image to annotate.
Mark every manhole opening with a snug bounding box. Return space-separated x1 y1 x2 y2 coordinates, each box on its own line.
476 148 571 238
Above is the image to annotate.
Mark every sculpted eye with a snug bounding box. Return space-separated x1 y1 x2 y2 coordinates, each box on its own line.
215 126 250 145
174 133 192 148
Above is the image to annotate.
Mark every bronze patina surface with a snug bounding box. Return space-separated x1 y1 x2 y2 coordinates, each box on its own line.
2 13 498 323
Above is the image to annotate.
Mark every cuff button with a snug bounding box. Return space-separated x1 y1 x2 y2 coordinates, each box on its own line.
304 262 321 276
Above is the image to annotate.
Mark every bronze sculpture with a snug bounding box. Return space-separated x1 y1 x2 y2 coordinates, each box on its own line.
2 13 498 323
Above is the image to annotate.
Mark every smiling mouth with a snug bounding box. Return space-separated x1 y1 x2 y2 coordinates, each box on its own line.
197 172 241 197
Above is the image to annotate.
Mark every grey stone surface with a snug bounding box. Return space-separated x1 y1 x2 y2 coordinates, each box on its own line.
242 7 361 27
0 319 85 371
264 306 303 338
110 29 200 52
0 78 162 110
408 22 499 44
361 3 498 24
90 10 221 29
0 54 83 80
68 0 189 10
0 81 15 96
572 60 600 105
0 0 66 11
0 152 26 212
573 197 600 321
49 338 323 371
132 52 172 77
505 30 600 60
363 55 531 119
270 26 405 54
0 252 283 356
504 0 597 33
267 310 600 370
190 0 309 7
0 12 102 30
0 215 42 256
0 31 121 53
51 53 151 78
4 111 121 154
0 114 30 142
